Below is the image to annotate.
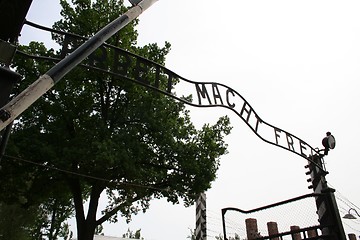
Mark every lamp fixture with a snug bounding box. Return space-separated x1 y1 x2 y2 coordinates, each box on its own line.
322 132 335 155
343 208 360 219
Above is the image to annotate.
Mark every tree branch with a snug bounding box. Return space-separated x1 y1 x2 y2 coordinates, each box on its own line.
86 183 105 223
96 194 142 225
67 176 85 233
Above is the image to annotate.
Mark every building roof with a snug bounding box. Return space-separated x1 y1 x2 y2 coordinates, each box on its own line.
74 235 135 240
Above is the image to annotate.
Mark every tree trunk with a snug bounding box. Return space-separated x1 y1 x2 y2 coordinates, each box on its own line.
77 221 97 240
68 176 104 240
48 200 57 240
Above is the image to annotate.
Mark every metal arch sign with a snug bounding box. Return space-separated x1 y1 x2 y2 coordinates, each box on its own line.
193 83 317 159
11 20 320 162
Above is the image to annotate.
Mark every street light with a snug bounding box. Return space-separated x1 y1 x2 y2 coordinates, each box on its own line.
322 132 336 155
343 208 360 219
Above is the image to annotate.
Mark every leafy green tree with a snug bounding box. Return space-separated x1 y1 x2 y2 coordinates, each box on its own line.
0 193 73 240
30 198 74 240
215 233 240 240
0 202 34 240
94 224 104 236
2 0 232 240
187 228 196 240
122 228 143 239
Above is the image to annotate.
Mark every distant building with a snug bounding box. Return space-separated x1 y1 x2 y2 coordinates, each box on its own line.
75 235 135 240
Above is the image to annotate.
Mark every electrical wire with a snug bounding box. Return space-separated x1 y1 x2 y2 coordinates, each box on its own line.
329 183 360 211
3 154 171 192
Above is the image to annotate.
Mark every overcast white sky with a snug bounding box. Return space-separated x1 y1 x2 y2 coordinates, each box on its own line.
20 0 360 239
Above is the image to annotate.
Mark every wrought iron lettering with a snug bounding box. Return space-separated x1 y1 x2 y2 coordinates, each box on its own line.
226 89 235 108
59 34 176 94
193 83 315 159
195 83 212 105
18 20 320 162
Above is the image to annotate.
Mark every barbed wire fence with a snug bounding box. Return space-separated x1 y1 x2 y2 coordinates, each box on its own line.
221 195 319 240
329 183 360 239
5 154 360 239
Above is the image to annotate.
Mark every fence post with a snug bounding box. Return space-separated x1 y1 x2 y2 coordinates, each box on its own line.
267 221 279 240
246 218 260 240
348 233 356 240
290 225 302 240
307 229 317 238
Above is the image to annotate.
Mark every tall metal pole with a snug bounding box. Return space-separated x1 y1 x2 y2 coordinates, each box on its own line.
0 0 158 131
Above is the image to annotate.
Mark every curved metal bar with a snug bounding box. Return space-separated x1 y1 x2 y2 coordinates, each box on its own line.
15 20 326 169
221 193 323 215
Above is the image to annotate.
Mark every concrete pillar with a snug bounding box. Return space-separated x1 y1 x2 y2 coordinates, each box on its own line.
195 193 206 240
246 218 259 240
307 229 317 238
267 222 279 240
290 225 302 240
348 233 356 240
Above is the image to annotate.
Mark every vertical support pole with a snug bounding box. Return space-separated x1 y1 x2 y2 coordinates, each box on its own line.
321 188 346 240
221 209 227 240
195 193 206 240
305 154 346 240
